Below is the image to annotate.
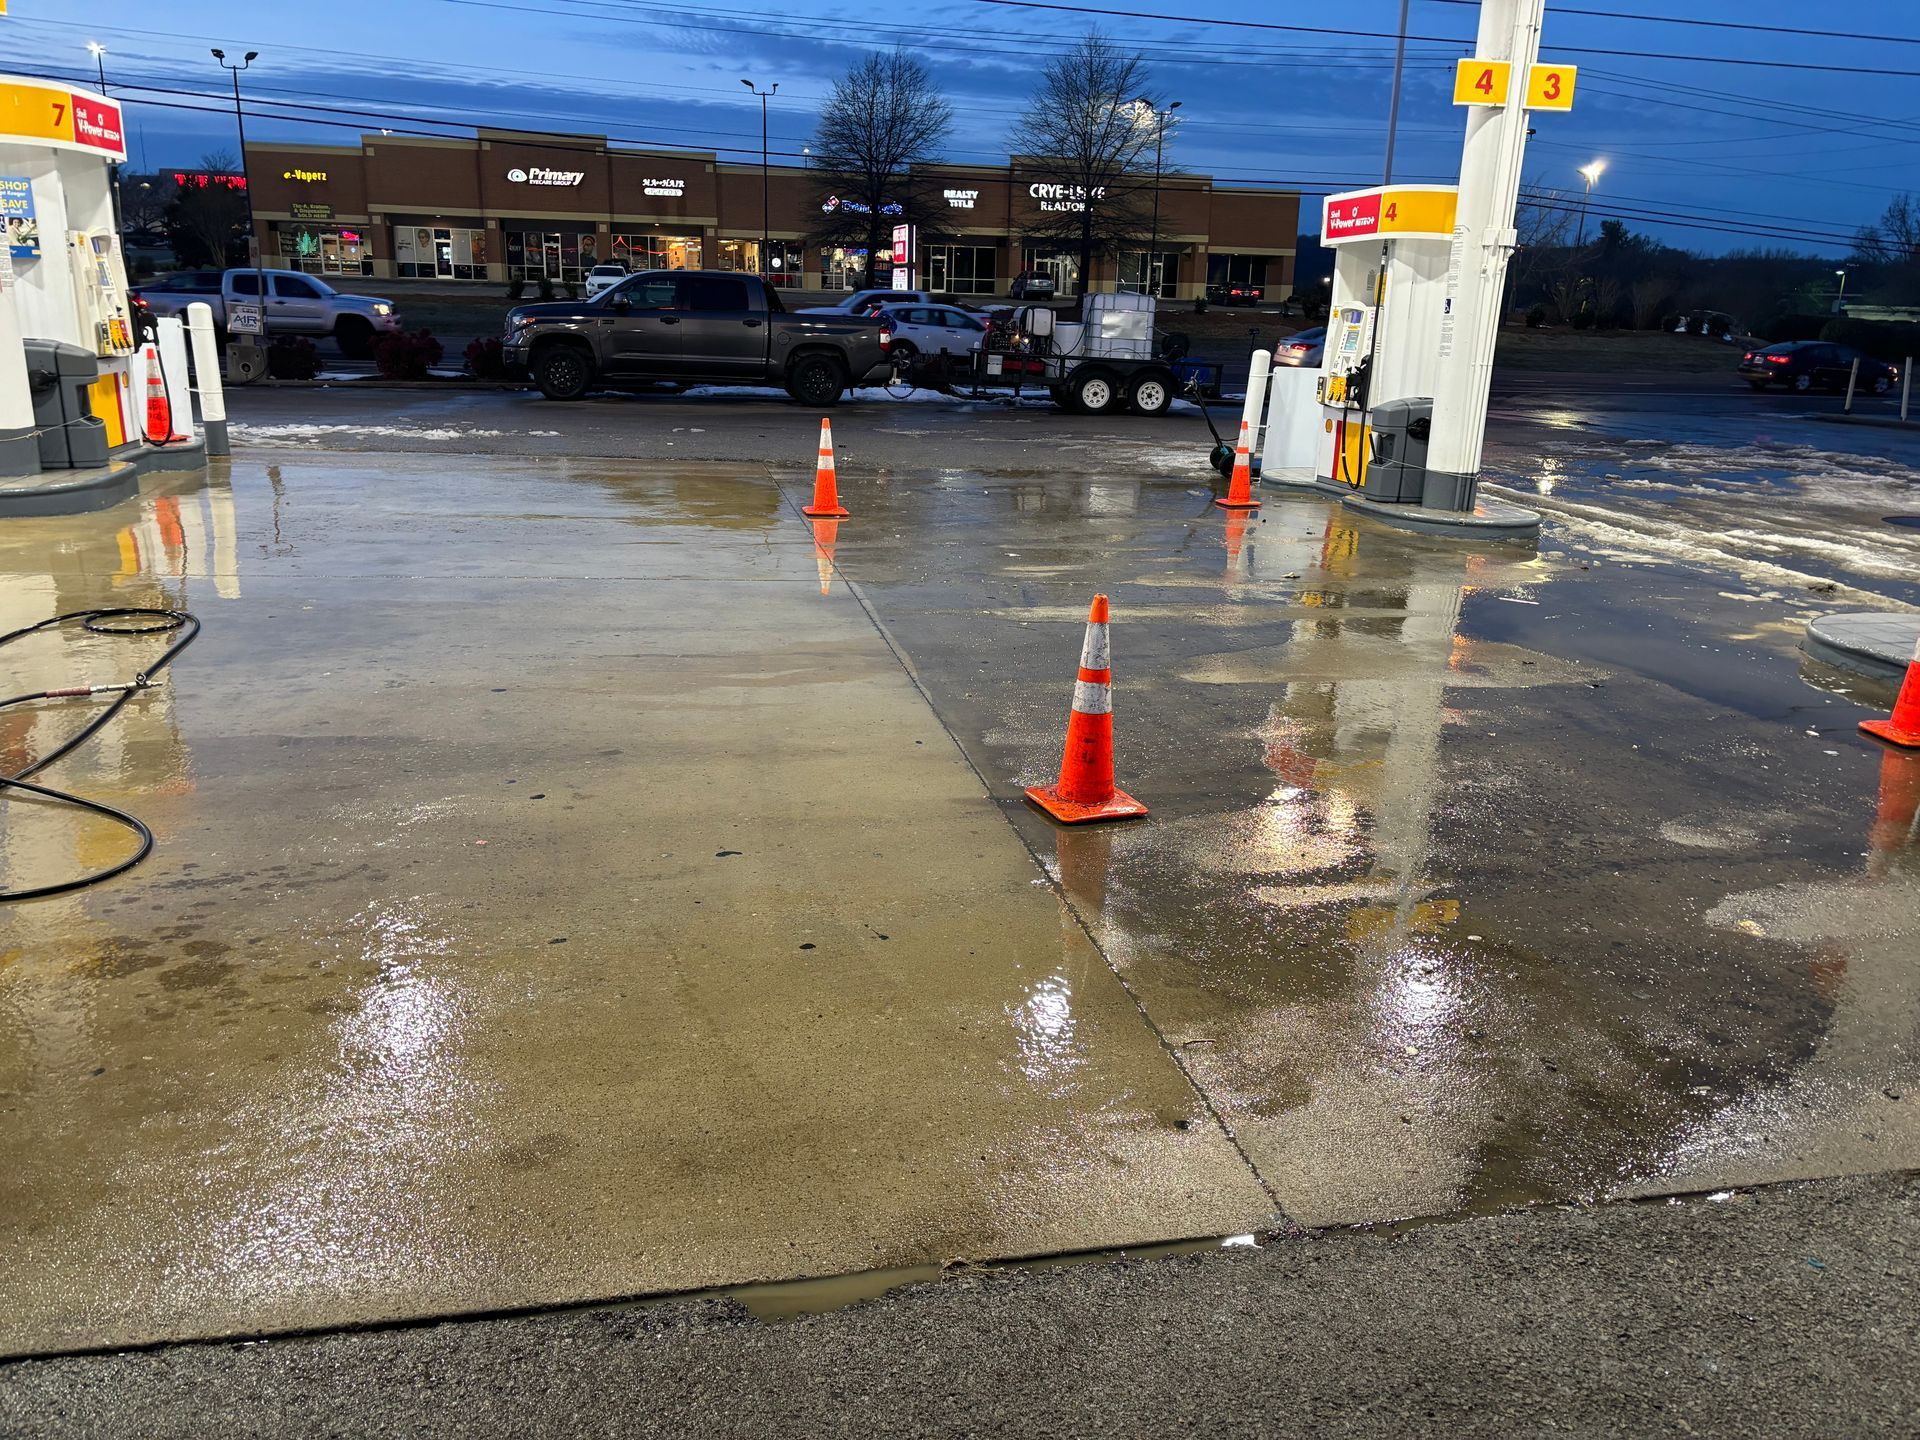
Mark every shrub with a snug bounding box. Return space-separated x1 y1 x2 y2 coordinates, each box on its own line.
1569 307 1595 331
1706 313 1731 338
1819 317 1920 362
369 328 444 380
1194 297 1208 314
266 335 320 381
536 275 555 301
1525 303 1547 329
506 278 525 302
1759 312 1829 343
464 335 508 380
1659 313 1680 333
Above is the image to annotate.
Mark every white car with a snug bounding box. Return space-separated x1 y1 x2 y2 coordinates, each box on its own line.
799 288 979 316
584 264 629 299
872 302 987 358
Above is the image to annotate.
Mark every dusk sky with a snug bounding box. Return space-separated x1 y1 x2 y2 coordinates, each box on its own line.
4 0 1913 255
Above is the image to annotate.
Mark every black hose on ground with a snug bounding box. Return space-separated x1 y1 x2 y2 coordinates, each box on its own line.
0 608 201 903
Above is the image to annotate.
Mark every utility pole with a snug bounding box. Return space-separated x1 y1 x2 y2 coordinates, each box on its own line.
212 48 266 341
742 78 777 278
1139 98 1179 297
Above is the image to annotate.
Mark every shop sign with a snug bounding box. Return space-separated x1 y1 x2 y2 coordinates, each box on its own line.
1029 182 1105 213
1 175 39 258
173 170 247 191
642 177 684 198
943 188 978 209
291 201 335 221
507 166 586 187
821 195 903 216
0 79 127 161
283 168 328 183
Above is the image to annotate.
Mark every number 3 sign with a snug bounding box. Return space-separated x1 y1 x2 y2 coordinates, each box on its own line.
1452 57 1578 112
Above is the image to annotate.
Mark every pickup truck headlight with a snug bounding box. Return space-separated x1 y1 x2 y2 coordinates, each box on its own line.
372 302 393 317
509 312 537 329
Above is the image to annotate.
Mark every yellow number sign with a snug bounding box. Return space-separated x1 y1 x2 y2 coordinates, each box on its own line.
1452 58 1511 106
1526 63 1577 111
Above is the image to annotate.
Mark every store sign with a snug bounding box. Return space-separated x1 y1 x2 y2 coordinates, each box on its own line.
282 168 328 183
173 170 247 191
0 79 127 161
1 175 39 259
642 176 684 198
507 166 585 187
943 188 978 209
821 195 903 216
1029 182 1105 213
292 201 335 221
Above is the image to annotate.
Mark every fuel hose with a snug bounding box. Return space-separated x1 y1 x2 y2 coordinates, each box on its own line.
0 608 201 903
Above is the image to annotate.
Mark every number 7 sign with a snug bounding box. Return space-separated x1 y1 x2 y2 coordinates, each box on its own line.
1452 58 1511 106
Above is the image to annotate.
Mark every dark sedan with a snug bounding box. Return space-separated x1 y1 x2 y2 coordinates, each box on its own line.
1739 341 1899 394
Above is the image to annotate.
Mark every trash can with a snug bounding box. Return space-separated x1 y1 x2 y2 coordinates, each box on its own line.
23 339 108 469
1360 397 1432 504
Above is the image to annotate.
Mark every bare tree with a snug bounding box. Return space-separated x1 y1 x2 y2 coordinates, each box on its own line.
1008 31 1158 297
1851 192 1920 267
1504 177 1577 319
164 151 250 267
808 49 953 285
1630 273 1675 330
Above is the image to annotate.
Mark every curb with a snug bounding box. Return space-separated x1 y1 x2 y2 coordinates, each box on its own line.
1803 611 1920 685
1808 413 1914 432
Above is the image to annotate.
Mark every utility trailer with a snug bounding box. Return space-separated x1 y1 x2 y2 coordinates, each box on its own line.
955 292 1188 417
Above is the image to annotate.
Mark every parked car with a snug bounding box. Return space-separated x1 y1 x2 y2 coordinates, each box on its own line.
132 267 402 356
1207 281 1264 307
1272 326 1326 367
1738 341 1899 394
1009 270 1057 301
799 288 981 317
505 269 894 405
584 263 629 299
871 303 987 358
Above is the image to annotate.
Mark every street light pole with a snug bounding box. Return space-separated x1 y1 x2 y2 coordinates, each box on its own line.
1834 268 1849 315
213 49 266 341
1382 0 1410 183
742 79 777 279
87 43 125 233
1575 159 1604 250
1151 100 1179 297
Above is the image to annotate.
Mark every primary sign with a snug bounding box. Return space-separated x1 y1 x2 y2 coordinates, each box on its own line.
507 166 586 187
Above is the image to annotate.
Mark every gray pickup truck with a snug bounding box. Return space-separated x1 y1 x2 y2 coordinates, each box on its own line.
504 270 894 405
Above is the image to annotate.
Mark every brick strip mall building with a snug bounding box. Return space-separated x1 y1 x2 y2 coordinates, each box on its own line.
244 130 1299 301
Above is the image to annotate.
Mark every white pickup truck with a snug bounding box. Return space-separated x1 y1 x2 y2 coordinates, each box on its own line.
133 267 404 356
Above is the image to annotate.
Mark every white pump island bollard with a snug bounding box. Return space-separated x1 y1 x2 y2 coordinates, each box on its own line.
185 301 229 457
1239 348 1272 463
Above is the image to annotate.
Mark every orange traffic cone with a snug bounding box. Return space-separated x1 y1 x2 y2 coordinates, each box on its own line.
1867 745 1920 877
141 345 173 445
811 516 840 596
1025 594 1149 824
1860 633 1920 749
1216 418 1260 509
802 417 850 517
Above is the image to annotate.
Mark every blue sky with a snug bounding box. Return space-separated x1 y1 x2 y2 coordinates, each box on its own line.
4 0 1913 254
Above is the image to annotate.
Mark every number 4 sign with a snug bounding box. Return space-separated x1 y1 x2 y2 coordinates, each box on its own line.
1452 59 1511 106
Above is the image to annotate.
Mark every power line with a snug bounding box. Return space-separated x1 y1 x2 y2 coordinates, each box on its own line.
967 0 1920 77
1417 0 1920 49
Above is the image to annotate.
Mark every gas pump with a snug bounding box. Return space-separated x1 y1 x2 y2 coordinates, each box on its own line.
1313 185 1456 502
68 229 138 359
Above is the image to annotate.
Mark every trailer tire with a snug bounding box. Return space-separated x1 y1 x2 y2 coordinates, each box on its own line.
1070 368 1120 415
1128 369 1175 417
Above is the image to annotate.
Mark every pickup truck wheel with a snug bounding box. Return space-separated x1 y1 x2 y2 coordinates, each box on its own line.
786 354 848 407
1070 368 1119 415
1127 370 1174 417
532 343 595 401
335 316 375 359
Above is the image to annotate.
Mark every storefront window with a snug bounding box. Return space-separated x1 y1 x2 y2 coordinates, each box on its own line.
1021 248 1080 297
821 247 868 290
1207 254 1270 290
923 244 997 295
716 239 804 285
395 225 490 280
276 224 372 276
610 234 702 270
1120 251 1179 298
505 230 600 285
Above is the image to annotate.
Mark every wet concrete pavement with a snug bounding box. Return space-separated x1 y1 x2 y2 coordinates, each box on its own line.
3 383 1918 1356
